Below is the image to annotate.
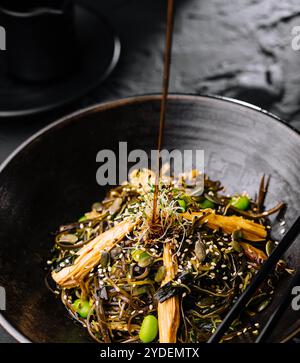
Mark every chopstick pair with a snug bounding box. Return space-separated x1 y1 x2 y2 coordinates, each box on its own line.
207 215 300 343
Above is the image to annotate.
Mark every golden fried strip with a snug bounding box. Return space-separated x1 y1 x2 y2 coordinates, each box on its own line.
182 210 267 241
52 219 138 288
157 243 180 343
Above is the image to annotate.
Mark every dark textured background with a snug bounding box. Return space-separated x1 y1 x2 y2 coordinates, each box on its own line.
1 0 300 342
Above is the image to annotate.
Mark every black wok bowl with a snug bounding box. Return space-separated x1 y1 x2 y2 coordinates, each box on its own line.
0 95 300 343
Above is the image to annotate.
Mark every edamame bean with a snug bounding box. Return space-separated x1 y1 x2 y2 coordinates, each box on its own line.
199 198 215 209
72 299 91 318
139 315 158 343
178 199 187 211
230 195 250 210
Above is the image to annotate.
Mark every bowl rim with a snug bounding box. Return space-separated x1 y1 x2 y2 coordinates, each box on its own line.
0 93 299 343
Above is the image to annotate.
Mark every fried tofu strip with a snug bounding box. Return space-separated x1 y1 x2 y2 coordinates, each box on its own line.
52 219 138 288
157 243 180 343
182 210 267 241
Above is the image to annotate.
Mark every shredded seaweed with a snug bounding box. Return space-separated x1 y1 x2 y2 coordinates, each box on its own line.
47 170 289 343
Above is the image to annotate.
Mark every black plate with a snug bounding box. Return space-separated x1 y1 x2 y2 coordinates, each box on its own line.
0 4 121 117
0 95 299 342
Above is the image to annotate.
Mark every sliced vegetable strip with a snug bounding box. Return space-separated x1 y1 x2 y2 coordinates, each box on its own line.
182 210 267 241
157 243 180 343
52 218 138 288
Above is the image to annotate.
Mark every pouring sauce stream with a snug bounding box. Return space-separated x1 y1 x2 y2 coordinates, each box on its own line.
152 0 175 224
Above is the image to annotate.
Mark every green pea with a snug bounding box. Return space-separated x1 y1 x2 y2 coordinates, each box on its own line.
78 215 87 222
230 195 250 210
199 198 215 209
72 299 91 318
178 199 187 211
139 315 158 343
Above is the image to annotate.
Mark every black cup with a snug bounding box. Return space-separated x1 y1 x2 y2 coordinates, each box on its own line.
0 0 80 82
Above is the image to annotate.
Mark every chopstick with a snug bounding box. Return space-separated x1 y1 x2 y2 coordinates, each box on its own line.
207 215 300 343
255 267 300 343
280 321 300 343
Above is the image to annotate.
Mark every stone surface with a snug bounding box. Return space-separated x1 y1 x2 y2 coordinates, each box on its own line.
1 0 300 342
85 0 300 130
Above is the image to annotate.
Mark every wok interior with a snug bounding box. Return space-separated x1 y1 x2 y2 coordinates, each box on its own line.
0 95 299 342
